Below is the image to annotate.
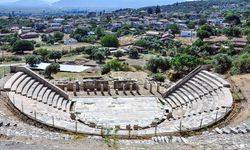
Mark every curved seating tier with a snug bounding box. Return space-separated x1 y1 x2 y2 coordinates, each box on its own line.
4 72 73 112
161 69 233 122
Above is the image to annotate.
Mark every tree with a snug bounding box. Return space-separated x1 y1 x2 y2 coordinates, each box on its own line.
25 55 41 67
155 6 161 14
12 40 34 53
70 27 89 42
166 24 180 35
225 11 241 25
145 56 171 73
212 54 232 74
101 34 119 47
129 48 139 59
223 27 241 37
197 25 214 39
187 21 196 29
33 48 50 62
147 7 153 15
48 51 62 62
44 63 60 78
113 50 124 60
94 51 105 63
54 32 64 42
171 54 201 73
198 18 207 25
95 26 105 39
197 30 210 40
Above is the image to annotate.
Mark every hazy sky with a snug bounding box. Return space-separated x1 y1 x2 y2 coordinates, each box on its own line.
0 0 59 3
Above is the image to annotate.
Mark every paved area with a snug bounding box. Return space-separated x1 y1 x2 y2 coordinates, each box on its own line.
30 63 91 73
74 97 167 129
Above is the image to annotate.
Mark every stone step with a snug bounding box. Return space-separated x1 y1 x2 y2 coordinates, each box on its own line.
175 90 190 104
27 82 39 98
171 92 187 105
47 92 56 106
16 77 31 94
191 78 212 93
164 98 177 108
152 136 186 143
37 87 48 102
214 127 223 134
42 89 52 104
196 73 221 90
11 74 27 92
177 88 195 102
181 85 199 99
66 101 72 112
201 70 230 88
184 82 204 97
22 79 35 96
52 94 60 108
197 72 223 88
169 96 182 107
56 97 64 110
32 84 43 100
193 76 216 92
188 80 208 94
61 100 68 111
4 72 24 90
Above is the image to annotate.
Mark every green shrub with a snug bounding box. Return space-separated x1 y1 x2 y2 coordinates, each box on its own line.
212 54 232 74
152 73 166 82
4 56 22 62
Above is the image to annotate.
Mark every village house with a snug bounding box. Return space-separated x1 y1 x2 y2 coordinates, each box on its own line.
20 32 39 39
180 30 197 37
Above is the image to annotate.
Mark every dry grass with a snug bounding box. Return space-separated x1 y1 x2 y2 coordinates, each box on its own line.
53 71 100 81
36 42 101 51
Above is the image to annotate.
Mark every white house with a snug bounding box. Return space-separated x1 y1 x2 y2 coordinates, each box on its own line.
64 38 78 45
180 30 197 37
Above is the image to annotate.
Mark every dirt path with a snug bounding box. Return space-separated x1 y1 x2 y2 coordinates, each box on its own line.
228 74 250 126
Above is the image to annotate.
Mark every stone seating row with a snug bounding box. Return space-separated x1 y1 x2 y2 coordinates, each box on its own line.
4 72 73 112
160 70 233 128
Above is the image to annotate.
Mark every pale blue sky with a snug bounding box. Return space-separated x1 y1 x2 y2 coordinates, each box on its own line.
0 0 59 3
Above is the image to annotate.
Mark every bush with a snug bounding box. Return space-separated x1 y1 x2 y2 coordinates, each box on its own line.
212 54 232 74
145 56 171 73
113 50 124 60
129 48 139 59
135 36 163 51
223 27 241 37
101 59 130 74
54 32 64 42
33 48 50 62
93 51 105 63
101 34 119 47
12 40 34 53
101 64 111 75
152 73 166 82
230 53 250 74
2 56 22 62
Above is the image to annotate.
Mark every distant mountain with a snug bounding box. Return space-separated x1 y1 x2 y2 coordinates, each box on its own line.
53 0 186 8
1 0 50 7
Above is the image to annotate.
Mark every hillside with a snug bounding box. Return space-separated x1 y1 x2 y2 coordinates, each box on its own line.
139 0 250 13
53 0 186 8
